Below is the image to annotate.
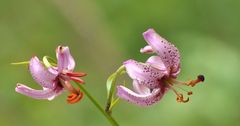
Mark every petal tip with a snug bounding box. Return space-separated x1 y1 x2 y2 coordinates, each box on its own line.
116 85 126 97
140 45 154 54
143 28 156 37
15 83 21 92
31 56 39 61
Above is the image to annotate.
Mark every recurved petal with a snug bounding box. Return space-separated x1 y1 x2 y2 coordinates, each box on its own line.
29 57 57 89
146 56 167 72
143 28 180 74
140 45 154 54
170 66 181 78
57 46 75 71
124 59 165 89
117 85 164 106
132 80 150 95
15 83 57 100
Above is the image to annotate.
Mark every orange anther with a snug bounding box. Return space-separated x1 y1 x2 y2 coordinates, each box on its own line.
67 93 78 101
176 94 189 103
187 91 193 95
67 88 84 104
67 92 83 104
66 72 87 77
70 77 85 84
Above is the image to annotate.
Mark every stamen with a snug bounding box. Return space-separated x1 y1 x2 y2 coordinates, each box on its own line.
187 91 193 95
168 84 190 103
172 84 193 95
70 77 85 84
67 88 84 104
176 94 189 103
66 72 87 77
67 93 78 101
61 80 79 94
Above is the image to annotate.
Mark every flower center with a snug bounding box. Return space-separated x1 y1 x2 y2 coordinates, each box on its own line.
59 71 87 104
163 75 205 103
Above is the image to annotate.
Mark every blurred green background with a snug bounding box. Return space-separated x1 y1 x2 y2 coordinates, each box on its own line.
0 0 240 126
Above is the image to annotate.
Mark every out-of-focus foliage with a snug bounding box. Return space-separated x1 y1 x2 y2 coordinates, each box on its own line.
0 0 239 126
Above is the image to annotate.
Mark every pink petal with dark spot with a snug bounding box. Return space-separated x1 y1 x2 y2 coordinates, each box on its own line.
56 46 75 72
143 28 180 74
29 57 57 89
117 85 165 106
124 59 165 89
16 83 57 100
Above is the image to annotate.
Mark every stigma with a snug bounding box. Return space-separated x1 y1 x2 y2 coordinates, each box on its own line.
164 74 205 103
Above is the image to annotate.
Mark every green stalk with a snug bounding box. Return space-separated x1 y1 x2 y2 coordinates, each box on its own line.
75 82 119 126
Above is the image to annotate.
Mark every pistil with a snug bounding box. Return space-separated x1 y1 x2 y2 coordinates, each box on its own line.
170 75 205 87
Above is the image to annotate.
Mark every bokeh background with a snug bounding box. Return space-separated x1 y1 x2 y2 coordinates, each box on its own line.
0 0 240 126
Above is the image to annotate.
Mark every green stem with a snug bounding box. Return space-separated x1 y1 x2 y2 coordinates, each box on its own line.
75 82 119 126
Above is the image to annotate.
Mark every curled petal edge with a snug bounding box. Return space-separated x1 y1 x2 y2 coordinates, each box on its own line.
117 85 164 106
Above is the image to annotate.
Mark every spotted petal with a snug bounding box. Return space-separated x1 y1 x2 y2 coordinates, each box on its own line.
124 59 165 89
117 85 165 106
15 83 57 100
57 46 75 71
143 28 180 74
29 57 57 89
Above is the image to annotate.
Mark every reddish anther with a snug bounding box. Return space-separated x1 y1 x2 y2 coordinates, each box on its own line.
67 88 84 104
70 77 85 84
66 72 87 77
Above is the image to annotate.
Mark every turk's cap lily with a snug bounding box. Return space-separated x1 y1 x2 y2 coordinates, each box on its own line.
15 46 86 104
117 28 205 106
117 59 168 106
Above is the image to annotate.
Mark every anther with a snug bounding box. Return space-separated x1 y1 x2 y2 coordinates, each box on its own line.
70 77 85 84
187 91 193 95
67 88 84 104
176 94 189 103
66 72 87 77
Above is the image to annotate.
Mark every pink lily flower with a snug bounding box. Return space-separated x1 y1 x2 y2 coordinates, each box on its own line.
117 29 204 106
16 46 87 104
